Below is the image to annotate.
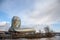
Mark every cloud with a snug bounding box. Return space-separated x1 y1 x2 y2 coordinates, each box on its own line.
0 21 10 31
1 0 60 25
0 21 7 26
0 21 10 26
22 0 60 25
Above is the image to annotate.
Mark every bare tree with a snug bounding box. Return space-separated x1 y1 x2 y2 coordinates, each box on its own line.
44 26 55 37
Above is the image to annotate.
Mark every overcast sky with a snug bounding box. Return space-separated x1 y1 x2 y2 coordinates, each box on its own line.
0 0 60 32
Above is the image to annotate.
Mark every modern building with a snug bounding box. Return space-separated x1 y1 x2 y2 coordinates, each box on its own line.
9 16 36 34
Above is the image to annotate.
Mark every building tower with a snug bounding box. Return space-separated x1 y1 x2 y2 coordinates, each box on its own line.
9 16 21 32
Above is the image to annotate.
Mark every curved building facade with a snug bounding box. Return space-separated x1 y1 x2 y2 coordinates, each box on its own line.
9 16 21 31
9 16 35 33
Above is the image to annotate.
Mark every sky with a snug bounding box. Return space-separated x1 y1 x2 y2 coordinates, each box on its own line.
0 0 60 32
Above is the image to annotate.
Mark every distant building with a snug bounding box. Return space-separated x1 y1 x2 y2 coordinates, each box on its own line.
9 16 21 31
9 16 36 34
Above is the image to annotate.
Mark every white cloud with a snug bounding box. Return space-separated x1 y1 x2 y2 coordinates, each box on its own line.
0 21 10 31
1 0 60 25
22 0 60 25
0 21 7 26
